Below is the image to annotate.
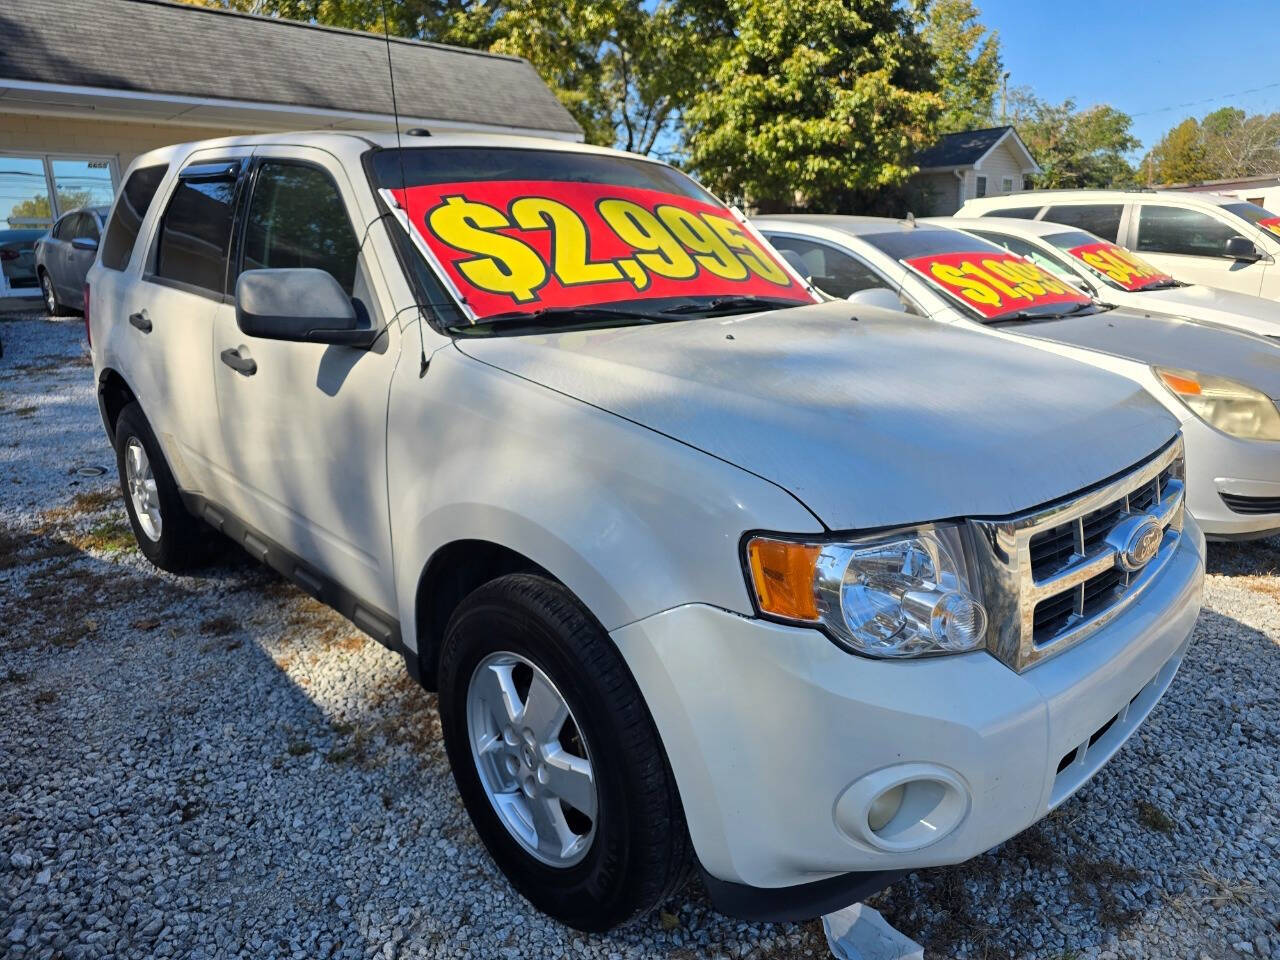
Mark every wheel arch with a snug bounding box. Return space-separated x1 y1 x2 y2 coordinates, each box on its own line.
412 538 557 691
96 367 137 444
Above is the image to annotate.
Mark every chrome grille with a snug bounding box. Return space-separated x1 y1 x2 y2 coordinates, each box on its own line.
970 437 1185 672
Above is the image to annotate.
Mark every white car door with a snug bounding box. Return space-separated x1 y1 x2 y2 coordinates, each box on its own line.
124 148 253 495
1127 202 1271 296
209 145 401 613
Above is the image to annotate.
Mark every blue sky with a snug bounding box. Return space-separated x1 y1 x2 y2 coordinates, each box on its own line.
977 0 1280 153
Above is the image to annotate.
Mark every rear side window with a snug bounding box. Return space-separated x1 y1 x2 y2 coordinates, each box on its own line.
1042 204 1123 242
981 206 1041 220
154 172 239 294
241 161 359 295
1136 205 1244 257
101 164 167 271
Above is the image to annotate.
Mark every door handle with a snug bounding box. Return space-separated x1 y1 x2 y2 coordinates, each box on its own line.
220 347 257 376
128 310 152 333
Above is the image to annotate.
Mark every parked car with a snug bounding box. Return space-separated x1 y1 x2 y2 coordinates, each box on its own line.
90 132 1203 931
932 215 1280 339
957 189 1280 301
35 205 108 315
756 216 1280 540
0 227 46 297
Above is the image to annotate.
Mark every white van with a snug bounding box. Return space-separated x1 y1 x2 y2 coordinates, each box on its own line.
959 189 1280 300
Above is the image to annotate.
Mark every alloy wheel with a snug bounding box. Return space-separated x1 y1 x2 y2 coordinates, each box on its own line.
124 437 163 541
466 651 598 868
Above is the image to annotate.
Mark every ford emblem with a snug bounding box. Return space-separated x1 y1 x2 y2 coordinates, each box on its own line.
1112 515 1162 573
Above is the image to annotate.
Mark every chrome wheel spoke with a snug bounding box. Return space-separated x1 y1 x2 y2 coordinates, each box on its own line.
466 651 598 868
520 672 568 743
124 438 162 541
541 747 596 820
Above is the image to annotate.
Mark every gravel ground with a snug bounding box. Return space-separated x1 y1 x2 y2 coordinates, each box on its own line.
1 310 1278 960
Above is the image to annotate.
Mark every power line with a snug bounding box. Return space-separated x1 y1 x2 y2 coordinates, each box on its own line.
1129 80 1280 118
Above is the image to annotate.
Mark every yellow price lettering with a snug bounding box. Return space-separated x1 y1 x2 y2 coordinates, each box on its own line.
700 214 791 285
427 195 548 303
655 205 750 281
597 199 697 285
510 197 624 287
930 263 1001 307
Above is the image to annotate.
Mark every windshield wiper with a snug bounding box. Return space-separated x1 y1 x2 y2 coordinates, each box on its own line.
1134 279 1182 291
446 305 669 334
988 301 1101 324
658 296 798 317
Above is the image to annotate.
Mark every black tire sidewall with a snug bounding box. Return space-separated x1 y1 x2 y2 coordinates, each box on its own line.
114 403 199 571
438 579 651 931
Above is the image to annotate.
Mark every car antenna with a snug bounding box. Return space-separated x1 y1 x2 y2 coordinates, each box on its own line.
381 0 431 376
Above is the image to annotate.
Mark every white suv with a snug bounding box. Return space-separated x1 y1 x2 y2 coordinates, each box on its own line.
88 132 1204 931
959 189 1280 300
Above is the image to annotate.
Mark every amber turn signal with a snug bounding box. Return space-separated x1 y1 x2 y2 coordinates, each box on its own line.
746 537 821 621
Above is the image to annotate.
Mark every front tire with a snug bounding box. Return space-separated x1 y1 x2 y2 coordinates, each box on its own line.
113 402 206 571
438 574 690 931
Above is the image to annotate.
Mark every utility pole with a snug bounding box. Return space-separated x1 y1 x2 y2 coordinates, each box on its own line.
1000 72 1010 125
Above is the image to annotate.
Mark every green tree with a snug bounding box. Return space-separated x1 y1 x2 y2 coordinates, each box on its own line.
1011 91 1138 188
1144 118 1217 184
683 0 939 212
920 0 1002 134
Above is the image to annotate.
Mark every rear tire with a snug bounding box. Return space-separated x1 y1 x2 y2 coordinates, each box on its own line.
40 270 72 317
438 574 690 931
113 402 207 571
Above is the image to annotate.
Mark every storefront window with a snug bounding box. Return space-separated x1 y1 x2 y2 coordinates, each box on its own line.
51 158 117 215
1 156 53 229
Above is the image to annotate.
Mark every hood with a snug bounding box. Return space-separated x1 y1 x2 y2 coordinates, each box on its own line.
1008 307 1280 400
1136 285 1280 339
454 301 1177 530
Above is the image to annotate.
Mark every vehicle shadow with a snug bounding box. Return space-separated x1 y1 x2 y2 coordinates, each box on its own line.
1205 534 1280 578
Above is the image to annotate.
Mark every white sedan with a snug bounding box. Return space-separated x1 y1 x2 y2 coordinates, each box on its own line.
931 215 1280 339
755 214 1280 540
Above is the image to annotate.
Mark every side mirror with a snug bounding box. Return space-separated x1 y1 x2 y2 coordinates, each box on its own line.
1225 236 1262 262
71 236 98 252
847 287 907 312
235 268 376 347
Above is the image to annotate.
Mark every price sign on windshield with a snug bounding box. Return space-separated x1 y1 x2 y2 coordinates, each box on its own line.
901 251 1090 319
1257 216 1280 239
1065 243 1173 291
388 180 814 320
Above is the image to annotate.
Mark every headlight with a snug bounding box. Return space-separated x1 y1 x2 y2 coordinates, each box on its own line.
1155 366 1280 441
745 525 988 658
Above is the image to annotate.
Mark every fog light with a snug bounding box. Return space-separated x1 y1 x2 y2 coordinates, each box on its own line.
867 785 905 832
835 763 970 852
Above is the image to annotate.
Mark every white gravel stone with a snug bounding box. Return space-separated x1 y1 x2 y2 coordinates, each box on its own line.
2 310 1278 959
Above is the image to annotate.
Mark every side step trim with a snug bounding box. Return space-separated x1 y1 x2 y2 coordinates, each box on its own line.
182 492 413 671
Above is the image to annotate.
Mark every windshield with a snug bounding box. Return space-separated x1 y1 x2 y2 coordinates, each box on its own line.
369 147 815 327
1223 200 1280 238
861 227 1093 321
1043 231 1178 292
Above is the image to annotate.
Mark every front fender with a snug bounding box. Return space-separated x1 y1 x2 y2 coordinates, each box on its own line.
389 345 823 652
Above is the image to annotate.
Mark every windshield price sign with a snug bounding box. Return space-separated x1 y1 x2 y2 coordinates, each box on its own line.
1257 216 1280 238
388 180 815 320
1064 243 1174 291
901 251 1090 319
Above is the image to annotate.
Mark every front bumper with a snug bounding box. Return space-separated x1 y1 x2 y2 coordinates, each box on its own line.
1182 418 1280 539
611 519 1204 897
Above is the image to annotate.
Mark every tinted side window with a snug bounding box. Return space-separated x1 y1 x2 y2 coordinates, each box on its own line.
765 235 891 300
73 214 99 241
1042 204 1123 242
1135 205 1241 257
982 206 1041 219
241 162 359 295
102 164 167 271
155 174 239 293
53 216 74 240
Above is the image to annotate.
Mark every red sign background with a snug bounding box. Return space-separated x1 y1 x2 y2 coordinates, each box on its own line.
391 180 814 320
902 251 1090 319
1258 216 1280 238
1065 242 1174 291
